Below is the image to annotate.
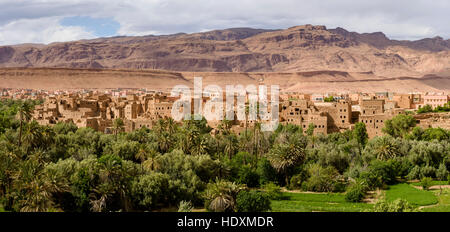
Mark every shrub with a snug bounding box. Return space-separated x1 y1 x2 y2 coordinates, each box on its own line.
192 155 225 182
374 198 417 212
155 150 205 204
358 171 384 190
104 140 140 161
357 159 398 190
178 201 194 212
417 105 433 114
237 166 260 188
406 166 421 180
236 190 271 212
231 152 256 167
436 163 449 181
345 187 365 203
302 164 343 192
263 182 283 200
345 180 368 203
204 179 245 212
289 173 307 190
256 158 278 185
131 172 171 210
390 158 413 178
421 165 436 178
369 160 397 185
420 177 433 191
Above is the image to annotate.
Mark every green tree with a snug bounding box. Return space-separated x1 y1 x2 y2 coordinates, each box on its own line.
267 133 307 185
306 123 315 137
204 179 245 212
112 118 125 141
382 114 416 138
16 101 33 147
353 122 368 155
324 96 335 102
417 105 433 114
236 190 271 212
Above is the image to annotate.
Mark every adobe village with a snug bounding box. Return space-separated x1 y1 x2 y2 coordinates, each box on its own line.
10 87 449 138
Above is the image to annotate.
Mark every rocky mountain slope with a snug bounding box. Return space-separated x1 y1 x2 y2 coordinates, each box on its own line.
0 25 449 77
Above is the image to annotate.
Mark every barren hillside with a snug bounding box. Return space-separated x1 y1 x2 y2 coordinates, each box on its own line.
1 67 449 93
0 25 448 77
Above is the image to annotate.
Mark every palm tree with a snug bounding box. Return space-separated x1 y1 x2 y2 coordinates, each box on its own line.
166 118 177 135
94 154 132 212
191 135 207 156
112 118 124 140
238 131 252 155
16 101 33 147
90 183 113 212
373 136 400 161
22 121 44 152
137 143 161 171
0 151 20 210
244 104 250 137
252 122 266 164
157 132 172 154
204 179 245 212
154 119 167 135
40 125 56 148
16 157 69 212
224 134 237 160
218 119 232 136
267 133 306 185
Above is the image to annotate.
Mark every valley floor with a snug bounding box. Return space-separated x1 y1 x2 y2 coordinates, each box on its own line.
271 182 450 212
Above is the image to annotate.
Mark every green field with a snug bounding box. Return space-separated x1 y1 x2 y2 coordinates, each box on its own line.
384 184 438 206
422 189 450 212
271 192 373 212
271 183 447 212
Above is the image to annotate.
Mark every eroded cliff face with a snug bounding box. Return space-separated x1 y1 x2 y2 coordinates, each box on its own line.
0 25 449 77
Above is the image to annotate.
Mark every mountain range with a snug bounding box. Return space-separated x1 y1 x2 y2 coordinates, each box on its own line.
1 24 449 77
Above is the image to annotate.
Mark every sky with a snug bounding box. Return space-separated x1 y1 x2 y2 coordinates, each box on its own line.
0 0 448 45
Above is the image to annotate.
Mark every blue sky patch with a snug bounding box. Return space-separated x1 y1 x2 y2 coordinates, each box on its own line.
60 16 120 37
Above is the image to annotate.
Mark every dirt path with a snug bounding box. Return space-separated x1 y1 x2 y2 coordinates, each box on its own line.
419 204 439 210
412 185 450 190
281 188 329 194
363 189 382 204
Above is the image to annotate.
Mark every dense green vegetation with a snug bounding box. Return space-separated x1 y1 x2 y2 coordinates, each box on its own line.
324 96 335 102
1 99 450 212
417 103 450 114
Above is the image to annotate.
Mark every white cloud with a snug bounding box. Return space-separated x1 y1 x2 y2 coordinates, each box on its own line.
0 0 448 45
0 17 95 45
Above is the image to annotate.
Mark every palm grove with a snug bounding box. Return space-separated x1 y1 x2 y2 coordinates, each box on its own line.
0 99 449 212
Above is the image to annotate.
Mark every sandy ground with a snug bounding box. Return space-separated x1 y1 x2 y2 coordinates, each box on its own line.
1 68 449 93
